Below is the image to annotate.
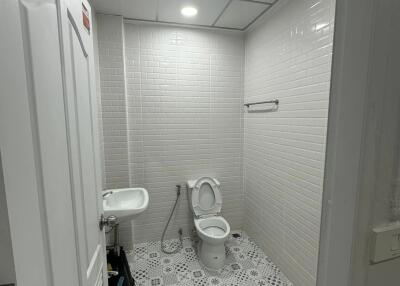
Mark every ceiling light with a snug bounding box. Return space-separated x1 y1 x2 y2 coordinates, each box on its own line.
181 6 198 17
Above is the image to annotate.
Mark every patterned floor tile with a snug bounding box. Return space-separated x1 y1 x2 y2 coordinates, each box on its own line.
127 230 293 286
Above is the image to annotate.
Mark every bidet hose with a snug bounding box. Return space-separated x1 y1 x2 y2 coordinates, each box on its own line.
161 185 183 254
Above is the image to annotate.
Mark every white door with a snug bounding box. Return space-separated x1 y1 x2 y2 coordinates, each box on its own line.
0 0 107 286
59 0 108 285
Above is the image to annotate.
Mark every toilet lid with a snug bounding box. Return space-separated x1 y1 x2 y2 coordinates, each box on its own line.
191 177 222 217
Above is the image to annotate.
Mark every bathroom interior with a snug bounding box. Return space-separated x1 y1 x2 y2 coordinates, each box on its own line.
2 0 400 286
93 0 335 285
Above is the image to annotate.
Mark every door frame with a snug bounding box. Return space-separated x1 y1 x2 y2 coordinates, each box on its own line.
316 0 375 284
317 0 400 285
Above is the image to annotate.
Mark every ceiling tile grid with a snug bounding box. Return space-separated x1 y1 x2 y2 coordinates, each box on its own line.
158 0 230 26
215 0 269 30
93 0 279 31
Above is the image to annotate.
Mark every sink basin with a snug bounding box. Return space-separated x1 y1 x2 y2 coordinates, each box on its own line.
102 188 149 222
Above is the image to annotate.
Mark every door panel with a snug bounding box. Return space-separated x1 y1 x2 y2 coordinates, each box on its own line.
63 4 106 285
1 1 106 285
70 21 99 262
15 1 81 285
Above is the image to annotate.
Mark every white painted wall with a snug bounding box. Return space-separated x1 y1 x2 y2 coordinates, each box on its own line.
349 1 400 285
243 0 335 285
316 0 375 285
317 0 400 285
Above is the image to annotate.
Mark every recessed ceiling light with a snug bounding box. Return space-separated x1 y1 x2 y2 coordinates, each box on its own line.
181 6 198 17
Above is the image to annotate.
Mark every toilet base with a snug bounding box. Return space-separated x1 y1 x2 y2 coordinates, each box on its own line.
198 240 226 270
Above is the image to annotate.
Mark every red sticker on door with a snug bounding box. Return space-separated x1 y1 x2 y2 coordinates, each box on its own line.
82 3 90 34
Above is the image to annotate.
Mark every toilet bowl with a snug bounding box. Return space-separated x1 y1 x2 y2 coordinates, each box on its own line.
188 177 231 270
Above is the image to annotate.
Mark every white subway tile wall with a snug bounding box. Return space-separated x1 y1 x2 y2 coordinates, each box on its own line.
97 16 245 248
97 15 130 190
93 15 106 190
124 24 245 243
243 0 335 285
97 16 135 248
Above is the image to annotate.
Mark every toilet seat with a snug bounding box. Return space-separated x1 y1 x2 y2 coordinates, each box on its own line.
194 216 230 241
203 226 225 236
190 177 222 218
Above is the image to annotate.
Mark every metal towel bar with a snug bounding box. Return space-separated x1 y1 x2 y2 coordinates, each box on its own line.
244 99 279 108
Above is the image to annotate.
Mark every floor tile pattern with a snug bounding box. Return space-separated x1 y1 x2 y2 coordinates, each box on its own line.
127 230 293 286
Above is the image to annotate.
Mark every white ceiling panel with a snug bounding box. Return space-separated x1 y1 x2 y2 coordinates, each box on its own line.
93 0 124 16
157 0 230 26
93 0 158 20
123 0 158 20
92 0 280 31
215 0 269 30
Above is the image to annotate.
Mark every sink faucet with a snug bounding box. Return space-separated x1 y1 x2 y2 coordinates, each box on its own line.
102 191 113 199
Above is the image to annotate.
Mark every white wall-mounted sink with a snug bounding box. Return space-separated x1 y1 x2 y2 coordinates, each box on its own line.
102 188 149 222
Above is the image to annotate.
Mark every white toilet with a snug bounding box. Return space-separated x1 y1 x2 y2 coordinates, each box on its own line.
187 177 231 270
